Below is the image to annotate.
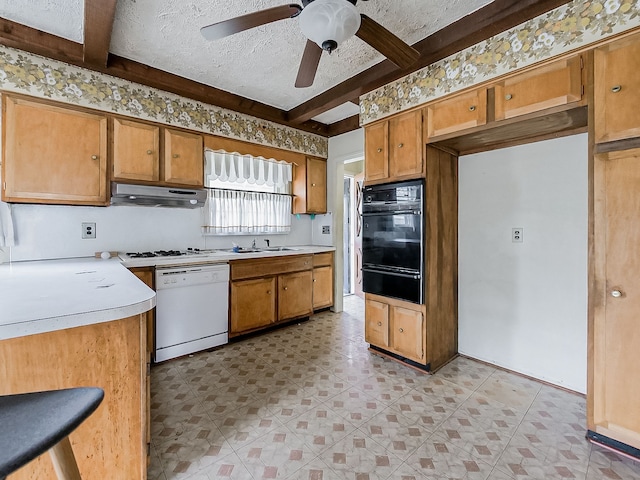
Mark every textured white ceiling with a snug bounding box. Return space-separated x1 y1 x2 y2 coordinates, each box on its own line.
0 0 495 122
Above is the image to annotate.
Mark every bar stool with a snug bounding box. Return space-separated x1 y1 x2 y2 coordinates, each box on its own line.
0 387 104 480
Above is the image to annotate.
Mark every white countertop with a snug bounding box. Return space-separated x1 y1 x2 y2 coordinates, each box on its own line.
0 257 156 341
119 245 336 268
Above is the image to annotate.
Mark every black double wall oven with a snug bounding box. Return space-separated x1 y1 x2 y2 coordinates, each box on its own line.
362 179 425 304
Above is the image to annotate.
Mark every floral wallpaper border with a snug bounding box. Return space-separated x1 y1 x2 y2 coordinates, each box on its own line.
360 0 640 124
0 46 328 158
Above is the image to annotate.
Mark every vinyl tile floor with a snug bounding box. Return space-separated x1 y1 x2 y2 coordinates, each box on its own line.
148 295 640 480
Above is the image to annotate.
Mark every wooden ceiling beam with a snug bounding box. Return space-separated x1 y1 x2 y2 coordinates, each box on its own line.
326 115 361 137
287 0 571 124
0 18 329 136
83 0 118 68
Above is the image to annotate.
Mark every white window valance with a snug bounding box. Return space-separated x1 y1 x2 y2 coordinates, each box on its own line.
204 149 292 190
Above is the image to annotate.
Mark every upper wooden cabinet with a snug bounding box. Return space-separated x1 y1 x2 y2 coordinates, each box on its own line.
494 55 583 121
112 121 203 187
293 156 327 214
365 109 424 183
112 118 160 182
594 32 640 144
163 128 204 187
2 96 108 205
427 88 488 138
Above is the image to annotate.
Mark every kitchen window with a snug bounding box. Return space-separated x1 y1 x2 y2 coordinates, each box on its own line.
202 150 293 234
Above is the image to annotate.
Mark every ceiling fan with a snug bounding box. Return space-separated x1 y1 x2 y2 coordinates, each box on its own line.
200 0 420 88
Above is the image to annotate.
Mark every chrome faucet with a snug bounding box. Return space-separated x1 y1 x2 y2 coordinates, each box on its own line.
264 239 270 248
251 238 257 249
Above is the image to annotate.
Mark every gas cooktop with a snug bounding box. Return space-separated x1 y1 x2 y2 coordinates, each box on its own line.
123 248 208 259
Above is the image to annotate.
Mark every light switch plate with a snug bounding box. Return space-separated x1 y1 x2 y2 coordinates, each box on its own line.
512 227 523 243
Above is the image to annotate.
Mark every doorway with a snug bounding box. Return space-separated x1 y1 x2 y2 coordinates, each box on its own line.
343 159 364 299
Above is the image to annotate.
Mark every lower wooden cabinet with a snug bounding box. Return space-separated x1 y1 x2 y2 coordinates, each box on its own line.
231 277 277 333
0 314 148 479
229 254 314 336
129 267 155 360
279 271 313 319
312 251 334 310
365 294 425 364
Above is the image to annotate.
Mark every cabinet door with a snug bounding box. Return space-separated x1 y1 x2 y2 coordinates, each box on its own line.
163 128 204 186
494 55 583 121
130 267 155 358
2 96 108 205
594 34 640 144
230 277 276 334
364 120 389 181
279 270 313 320
391 306 424 363
590 148 640 450
306 157 327 213
364 298 389 348
389 109 423 178
427 88 487 138
113 118 159 182
313 266 333 309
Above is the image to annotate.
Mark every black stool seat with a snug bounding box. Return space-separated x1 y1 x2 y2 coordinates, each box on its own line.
0 387 104 478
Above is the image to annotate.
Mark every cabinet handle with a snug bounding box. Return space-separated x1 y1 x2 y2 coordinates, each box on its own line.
398 143 404 148
505 94 513 101
283 286 288 291
172 154 180 158
267 290 272 295
399 328 404 333
377 321 382 326
376 148 382 153
91 155 98 160
611 290 622 298
611 85 622 93
147 149 153 155
469 105 476 111
313 279 317 282
312 183 316 187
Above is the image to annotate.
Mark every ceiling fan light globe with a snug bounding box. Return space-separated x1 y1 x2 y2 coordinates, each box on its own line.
298 0 361 51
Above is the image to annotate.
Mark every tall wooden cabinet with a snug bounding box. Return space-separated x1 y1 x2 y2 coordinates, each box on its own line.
590 148 640 453
364 145 458 371
2 96 108 205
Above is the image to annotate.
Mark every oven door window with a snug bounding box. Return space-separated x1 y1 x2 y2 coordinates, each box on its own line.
362 212 422 271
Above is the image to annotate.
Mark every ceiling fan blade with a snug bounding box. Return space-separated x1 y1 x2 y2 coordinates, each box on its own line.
355 15 420 69
295 40 323 88
201 4 302 41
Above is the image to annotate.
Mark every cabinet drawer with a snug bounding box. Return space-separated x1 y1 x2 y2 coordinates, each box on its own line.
494 56 583 121
313 252 333 267
230 254 313 280
427 88 487 138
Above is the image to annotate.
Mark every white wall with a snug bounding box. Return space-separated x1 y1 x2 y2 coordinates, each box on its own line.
318 128 365 312
3 203 312 262
459 133 588 393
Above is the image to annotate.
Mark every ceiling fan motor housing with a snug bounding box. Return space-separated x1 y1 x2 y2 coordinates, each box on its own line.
299 0 361 52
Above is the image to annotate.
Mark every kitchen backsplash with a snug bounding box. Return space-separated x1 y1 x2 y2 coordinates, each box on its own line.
360 0 640 124
3 203 314 262
0 46 328 158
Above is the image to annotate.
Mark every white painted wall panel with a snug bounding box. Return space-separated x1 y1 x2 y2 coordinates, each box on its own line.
458 134 588 393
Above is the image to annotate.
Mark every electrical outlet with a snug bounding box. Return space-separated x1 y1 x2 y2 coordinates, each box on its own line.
512 227 523 243
82 222 96 239
322 225 330 234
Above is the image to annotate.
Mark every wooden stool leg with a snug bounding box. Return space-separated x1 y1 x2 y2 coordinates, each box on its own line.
48 436 82 480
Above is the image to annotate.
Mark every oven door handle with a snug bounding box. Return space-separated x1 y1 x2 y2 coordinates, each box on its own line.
362 210 421 216
362 267 422 280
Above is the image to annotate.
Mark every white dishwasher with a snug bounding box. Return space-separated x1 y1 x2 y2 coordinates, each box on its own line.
155 263 229 362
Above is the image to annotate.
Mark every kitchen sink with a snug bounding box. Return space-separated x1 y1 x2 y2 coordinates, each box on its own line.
224 246 298 253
